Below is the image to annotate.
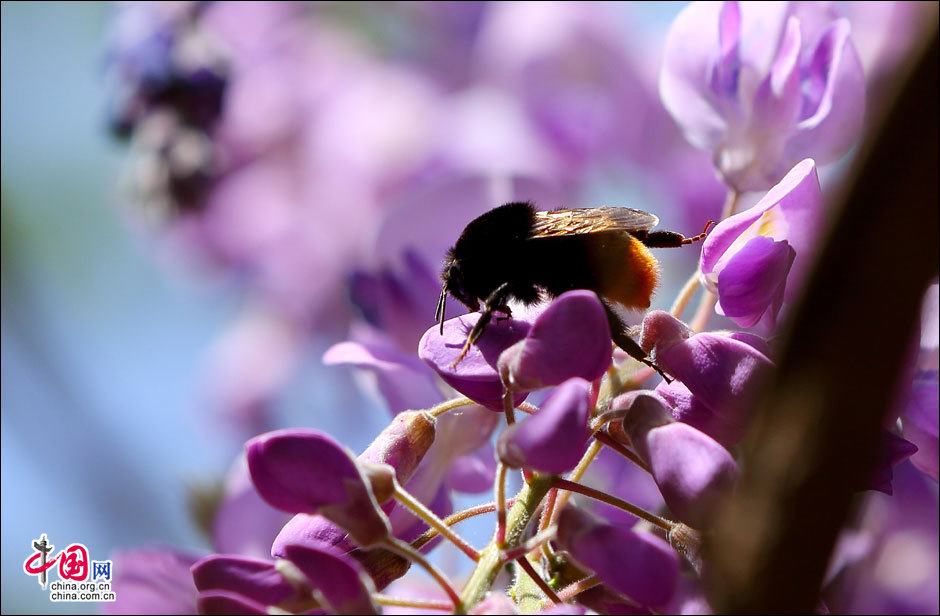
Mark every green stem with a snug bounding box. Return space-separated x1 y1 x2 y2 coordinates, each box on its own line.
689 189 739 333
374 594 453 611
429 397 475 418
459 474 553 609
394 484 480 561
495 463 509 547
514 555 562 609
411 499 514 552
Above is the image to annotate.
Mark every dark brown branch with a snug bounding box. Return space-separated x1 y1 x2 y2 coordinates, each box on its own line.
704 26 939 614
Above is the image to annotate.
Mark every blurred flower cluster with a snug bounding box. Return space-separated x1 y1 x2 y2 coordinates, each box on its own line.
104 2 937 615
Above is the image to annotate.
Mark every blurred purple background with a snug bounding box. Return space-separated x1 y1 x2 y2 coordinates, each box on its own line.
2 2 935 614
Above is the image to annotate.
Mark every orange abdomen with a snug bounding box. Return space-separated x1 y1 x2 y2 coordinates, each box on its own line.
596 233 660 309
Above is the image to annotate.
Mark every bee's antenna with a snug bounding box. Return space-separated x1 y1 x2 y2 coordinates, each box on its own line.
436 286 447 334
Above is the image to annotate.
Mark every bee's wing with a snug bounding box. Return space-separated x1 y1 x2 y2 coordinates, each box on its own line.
530 207 660 238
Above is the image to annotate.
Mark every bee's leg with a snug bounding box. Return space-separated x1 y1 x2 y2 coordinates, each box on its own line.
493 303 513 323
451 283 512 368
602 302 672 383
641 220 716 248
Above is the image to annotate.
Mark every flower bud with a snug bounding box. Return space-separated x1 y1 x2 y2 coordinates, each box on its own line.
360 410 436 483
191 555 293 606
641 310 772 445
197 590 267 615
617 393 739 528
498 291 611 391
282 542 378 615
557 505 678 608
246 429 390 547
497 378 592 474
360 463 397 504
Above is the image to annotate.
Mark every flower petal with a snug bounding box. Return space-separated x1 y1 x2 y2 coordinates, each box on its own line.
715 236 795 328
470 592 519 614
660 1 729 150
283 542 378 615
642 311 773 427
324 339 441 415
789 19 866 164
868 431 919 495
104 548 199 615
557 505 679 607
212 456 291 559
447 442 498 493
419 313 531 411
197 591 268 615
498 291 612 391
246 429 390 547
643 422 739 527
655 379 747 448
903 371 939 481
192 555 293 606
700 158 820 288
348 249 442 353
497 378 592 474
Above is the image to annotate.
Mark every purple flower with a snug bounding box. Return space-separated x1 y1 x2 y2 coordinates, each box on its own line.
655 380 746 448
700 159 822 329
497 378 592 474
192 555 294 607
282 542 378 615
246 429 391 547
641 311 772 446
349 250 443 354
904 371 939 482
204 308 303 438
419 313 531 411
660 1 865 192
324 335 443 416
556 505 679 608
614 392 739 528
104 547 201 615
271 411 436 552
498 291 612 391
869 431 919 495
212 456 292 559
476 3 658 172
271 410 472 587
579 446 665 529
832 463 939 614
197 591 269 615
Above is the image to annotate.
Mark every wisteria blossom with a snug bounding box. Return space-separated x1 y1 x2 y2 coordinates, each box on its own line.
660 1 866 192
87 2 940 616
700 158 821 329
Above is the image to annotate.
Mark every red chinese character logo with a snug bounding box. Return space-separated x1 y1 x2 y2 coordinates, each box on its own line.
59 544 89 581
23 534 58 588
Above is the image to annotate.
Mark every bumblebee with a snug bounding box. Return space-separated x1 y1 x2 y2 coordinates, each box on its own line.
436 202 711 374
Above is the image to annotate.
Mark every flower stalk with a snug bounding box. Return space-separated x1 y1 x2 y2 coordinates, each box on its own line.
393 483 479 561
381 537 464 614
459 474 553 609
551 477 675 532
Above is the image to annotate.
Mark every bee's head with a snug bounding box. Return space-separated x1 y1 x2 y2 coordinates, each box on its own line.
437 251 478 332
